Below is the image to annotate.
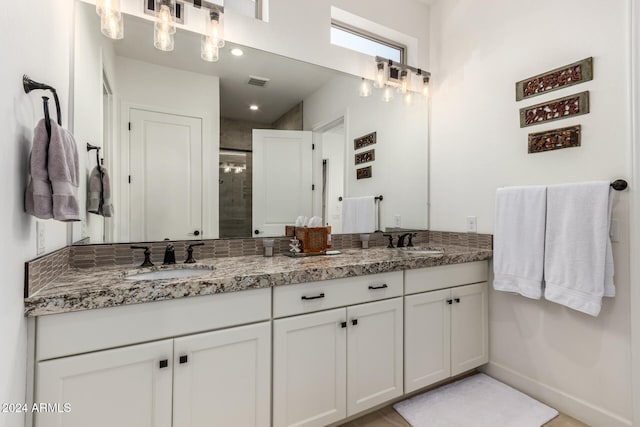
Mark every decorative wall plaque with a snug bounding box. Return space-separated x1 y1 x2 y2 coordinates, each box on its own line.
516 57 593 101
528 125 581 153
356 166 372 180
354 132 376 150
519 91 589 128
355 149 375 165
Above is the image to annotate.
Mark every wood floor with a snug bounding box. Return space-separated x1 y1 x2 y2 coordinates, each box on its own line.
339 402 589 427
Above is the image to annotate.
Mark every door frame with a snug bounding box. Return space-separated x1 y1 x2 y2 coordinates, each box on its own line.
120 102 213 242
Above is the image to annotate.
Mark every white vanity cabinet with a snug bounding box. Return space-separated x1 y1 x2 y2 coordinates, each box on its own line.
272 272 404 427
32 288 272 427
404 262 489 393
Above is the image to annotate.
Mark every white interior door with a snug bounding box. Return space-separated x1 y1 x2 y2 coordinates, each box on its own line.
36 340 173 427
129 108 202 241
346 298 403 416
252 129 313 237
173 322 271 427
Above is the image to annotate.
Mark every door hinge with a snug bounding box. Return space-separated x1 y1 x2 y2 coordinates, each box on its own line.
312 184 315 191
128 122 131 131
128 175 131 184
312 143 315 150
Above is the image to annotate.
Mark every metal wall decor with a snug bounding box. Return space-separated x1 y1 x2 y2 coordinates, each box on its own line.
516 57 593 101
355 149 375 165
528 125 581 153
519 91 589 128
356 166 373 180
354 132 376 150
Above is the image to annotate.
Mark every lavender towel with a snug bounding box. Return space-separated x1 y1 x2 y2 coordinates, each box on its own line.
88 165 114 217
25 119 80 221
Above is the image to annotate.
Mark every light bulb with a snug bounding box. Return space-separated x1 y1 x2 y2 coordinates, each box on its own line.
359 78 372 97
101 10 123 39
96 0 120 17
422 76 430 97
400 69 410 94
201 36 219 62
404 92 413 106
154 0 176 35
382 85 394 102
154 26 174 51
224 166 231 173
374 62 386 89
206 10 225 48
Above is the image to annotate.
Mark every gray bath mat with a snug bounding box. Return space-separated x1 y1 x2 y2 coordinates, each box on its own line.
393 374 558 427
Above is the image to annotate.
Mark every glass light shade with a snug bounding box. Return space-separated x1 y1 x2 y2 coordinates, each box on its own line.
422 76 430 97
154 26 174 51
100 11 124 39
373 62 386 89
359 78 372 97
155 0 176 35
206 10 225 48
399 69 410 94
96 0 121 17
404 92 413 106
201 36 220 62
382 85 394 102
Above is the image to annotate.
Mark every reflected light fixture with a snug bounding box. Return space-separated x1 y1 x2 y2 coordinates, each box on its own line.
359 78 372 97
201 8 225 61
374 62 386 89
230 48 244 56
399 69 410 94
154 0 176 51
96 0 123 39
249 105 259 111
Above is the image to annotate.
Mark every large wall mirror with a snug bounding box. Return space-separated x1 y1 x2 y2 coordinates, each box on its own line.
72 1 428 244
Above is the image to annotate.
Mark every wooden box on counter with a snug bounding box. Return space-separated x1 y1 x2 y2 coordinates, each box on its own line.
285 226 331 254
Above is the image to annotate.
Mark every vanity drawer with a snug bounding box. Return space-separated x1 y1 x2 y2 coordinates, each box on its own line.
273 271 403 318
404 261 488 295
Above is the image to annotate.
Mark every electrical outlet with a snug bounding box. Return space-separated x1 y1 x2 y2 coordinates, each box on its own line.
36 221 46 255
394 215 401 227
466 216 477 233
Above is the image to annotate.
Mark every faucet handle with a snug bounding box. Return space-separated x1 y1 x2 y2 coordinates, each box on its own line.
163 244 176 265
131 246 154 267
185 242 205 264
407 232 417 247
382 234 395 248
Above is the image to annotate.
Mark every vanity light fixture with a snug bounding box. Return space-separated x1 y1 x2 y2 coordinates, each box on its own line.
365 56 431 105
422 76 430 97
154 0 177 51
201 7 225 62
359 78 372 97
230 48 244 56
373 62 386 89
96 0 123 39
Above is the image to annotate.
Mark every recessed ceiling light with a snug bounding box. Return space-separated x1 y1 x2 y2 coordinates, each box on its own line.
231 48 244 56
249 105 259 111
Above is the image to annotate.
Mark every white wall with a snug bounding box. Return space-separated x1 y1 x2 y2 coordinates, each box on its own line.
0 1 74 426
113 57 220 240
304 75 429 231
321 125 346 233
429 0 632 425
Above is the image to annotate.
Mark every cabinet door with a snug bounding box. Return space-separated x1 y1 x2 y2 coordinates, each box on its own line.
36 340 173 427
173 322 271 427
273 308 347 427
451 282 489 376
346 298 403 416
404 289 452 393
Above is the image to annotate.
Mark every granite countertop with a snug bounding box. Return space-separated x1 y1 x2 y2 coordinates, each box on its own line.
24 245 492 317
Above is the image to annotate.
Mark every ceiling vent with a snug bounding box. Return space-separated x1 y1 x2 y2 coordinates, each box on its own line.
248 76 270 87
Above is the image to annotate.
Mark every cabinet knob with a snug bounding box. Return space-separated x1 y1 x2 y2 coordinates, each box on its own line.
446 299 453 305
351 318 358 326
340 321 347 328
159 359 169 369
179 355 188 364
454 298 461 303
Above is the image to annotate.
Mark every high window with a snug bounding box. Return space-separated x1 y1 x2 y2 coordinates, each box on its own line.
330 20 405 63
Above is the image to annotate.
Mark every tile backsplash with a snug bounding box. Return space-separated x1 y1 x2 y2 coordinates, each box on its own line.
25 231 492 297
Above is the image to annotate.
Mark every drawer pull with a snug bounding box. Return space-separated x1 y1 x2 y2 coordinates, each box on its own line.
159 359 169 369
368 284 388 290
446 299 453 305
301 293 325 301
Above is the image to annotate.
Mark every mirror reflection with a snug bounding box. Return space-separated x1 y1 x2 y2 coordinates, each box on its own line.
72 1 428 244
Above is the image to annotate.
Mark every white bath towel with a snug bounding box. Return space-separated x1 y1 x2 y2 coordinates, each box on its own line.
544 182 614 316
342 196 376 233
493 186 547 299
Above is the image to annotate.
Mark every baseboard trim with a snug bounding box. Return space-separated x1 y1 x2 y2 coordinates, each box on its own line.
481 362 632 427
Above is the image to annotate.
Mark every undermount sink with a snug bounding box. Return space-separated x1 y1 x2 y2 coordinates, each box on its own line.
125 267 213 281
398 247 444 255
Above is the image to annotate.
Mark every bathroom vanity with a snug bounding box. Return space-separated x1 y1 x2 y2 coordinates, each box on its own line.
25 246 491 427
